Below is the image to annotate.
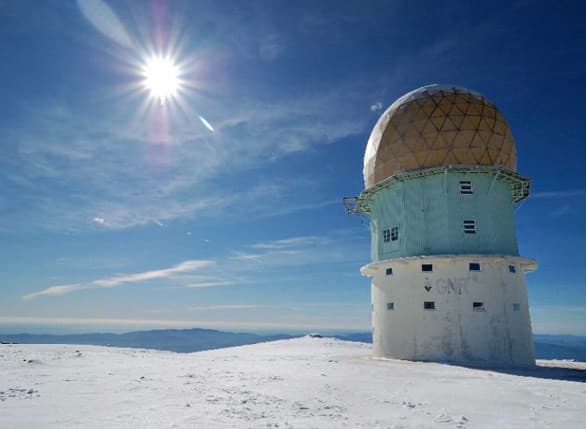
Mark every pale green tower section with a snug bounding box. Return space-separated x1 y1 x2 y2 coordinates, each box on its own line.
362 167 530 262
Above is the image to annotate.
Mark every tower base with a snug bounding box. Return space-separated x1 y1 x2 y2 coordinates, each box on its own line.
362 255 536 368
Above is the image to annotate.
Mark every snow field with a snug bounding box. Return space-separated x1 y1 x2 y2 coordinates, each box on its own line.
1 337 585 428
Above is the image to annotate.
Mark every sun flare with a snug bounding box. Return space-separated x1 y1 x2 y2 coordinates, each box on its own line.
142 56 180 103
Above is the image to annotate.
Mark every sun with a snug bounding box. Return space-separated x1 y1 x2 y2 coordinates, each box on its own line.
142 56 180 103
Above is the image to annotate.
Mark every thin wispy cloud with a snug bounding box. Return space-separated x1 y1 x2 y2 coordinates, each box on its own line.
22 228 368 301
250 236 327 250
227 231 368 271
550 204 571 218
259 34 286 61
188 304 261 311
186 302 365 312
532 189 586 199
183 275 245 288
255 199 340 219
23 259 213 300
6 181 316 232
1 83 368 232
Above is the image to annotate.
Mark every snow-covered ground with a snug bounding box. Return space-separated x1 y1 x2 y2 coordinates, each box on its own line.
1 337 584 428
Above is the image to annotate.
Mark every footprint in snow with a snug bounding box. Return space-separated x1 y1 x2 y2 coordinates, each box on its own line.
456 416 469 428
433 412 453 423
402 401 416 409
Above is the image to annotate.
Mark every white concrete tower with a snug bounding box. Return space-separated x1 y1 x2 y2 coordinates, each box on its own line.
353 85 536 367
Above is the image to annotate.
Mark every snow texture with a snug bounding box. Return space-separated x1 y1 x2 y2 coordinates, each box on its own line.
1 337 585 428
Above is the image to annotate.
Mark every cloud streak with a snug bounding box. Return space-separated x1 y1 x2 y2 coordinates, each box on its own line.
188 304 261 311
532 189 586 199
226 231 368 273
22 229 368 300
249 236 326 250
23 259 213 300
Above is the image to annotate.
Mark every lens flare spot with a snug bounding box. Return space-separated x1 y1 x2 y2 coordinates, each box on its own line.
198 115 214 132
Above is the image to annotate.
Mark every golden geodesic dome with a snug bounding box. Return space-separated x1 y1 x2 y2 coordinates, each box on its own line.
363 85 517 189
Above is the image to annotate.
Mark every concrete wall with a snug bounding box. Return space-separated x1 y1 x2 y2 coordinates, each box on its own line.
364 255 535 367
368 172 519 261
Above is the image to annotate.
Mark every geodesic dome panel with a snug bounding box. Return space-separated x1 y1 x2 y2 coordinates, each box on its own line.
363 85 517 189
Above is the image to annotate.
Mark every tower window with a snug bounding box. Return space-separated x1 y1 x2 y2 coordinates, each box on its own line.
385 267 393 276
387 302 394 310
390 226 399 241
473 302 485 311
508 265 517 273
513 303 520 311
424 301 435 310
459 180 473 194
463 220 476 234
469 262 481 271
383 229 391 242
422 264 433 272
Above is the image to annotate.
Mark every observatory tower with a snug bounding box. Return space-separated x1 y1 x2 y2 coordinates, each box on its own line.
352 85 536 367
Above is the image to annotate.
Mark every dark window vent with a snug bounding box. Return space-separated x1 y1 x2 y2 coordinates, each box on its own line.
422 264 433 272
460 180 473 194
473 302 485 311
464 220 476 234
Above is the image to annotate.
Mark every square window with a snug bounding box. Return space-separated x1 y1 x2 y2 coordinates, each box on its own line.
422 264 433 272
385 267 393 276
513 303 520 311
473 302 485 311
390 226 399 241
383 229 391 243
424 301 435 310
460 180 473 194
508 265 517 273
463 220 476 234
469 262 481 271
387 302 394 311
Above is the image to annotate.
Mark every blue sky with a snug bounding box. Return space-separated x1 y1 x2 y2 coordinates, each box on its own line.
0 0 584 335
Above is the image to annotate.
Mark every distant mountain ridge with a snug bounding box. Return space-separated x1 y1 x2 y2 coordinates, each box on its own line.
0 328 295 353
532 334 586 361
2 329 585 361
